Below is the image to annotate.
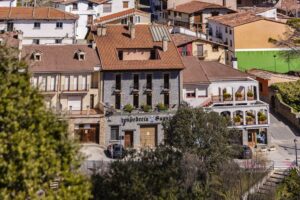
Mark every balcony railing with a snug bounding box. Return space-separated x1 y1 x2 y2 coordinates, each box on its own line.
61 84 89 92
112 84 121 93
144 83 152 92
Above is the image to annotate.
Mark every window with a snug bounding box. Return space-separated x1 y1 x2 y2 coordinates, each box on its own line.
259 82 263 92
33 52 41 61
49 76 56 91
146 94 152 107
198 88 207 97
115 74 121 90
186 90 196 98
91 72 99 88
163 74 169 89
55 39 62 44
103 3 112 13
110 126 120 140
133 74 139 90
146 74 152 89
230 40 233 47
212 44 219 52
121 18 128 25
90 94 95 109
164 93 169 108
225 27 228 33
211 11 219 16
39 76 46 91
118 51 123 60
133 94 139 108
33 39 40 45
123 1 129 8
73 76 78 91
34 22 41 29
87 15 93 25
229 29 232 35
82 75 87 90
135 16 140 23
115 94 121 109
56 22 63 29
7 22 13 31
64 76 70 90
72 3 78 10
77 52 85 60
88 2 93 10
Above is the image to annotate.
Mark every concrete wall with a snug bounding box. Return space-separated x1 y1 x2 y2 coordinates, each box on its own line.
0 20 76 44
102 70 181 109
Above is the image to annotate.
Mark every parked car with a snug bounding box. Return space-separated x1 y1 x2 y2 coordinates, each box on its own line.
240 145 253 159
107 144 125 159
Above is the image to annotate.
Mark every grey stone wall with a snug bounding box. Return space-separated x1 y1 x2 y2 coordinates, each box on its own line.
102 70 181 109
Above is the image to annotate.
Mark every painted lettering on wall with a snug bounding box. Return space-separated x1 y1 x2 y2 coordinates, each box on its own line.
121 115 172 126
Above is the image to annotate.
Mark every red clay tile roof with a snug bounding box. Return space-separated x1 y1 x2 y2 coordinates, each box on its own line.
22 44 100 73
171 33 198 46
56 0 108 5
168 1 228 14
0 7 78 20
182 56 250 84
93 25 184 71
208 11 284 27
0 32 20 48
94 8 149 24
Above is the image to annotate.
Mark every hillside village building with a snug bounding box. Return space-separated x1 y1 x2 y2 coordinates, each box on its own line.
53 0 135 39
0 7 78 45
207 11 300 73
182 56 270 147
93 24 184 148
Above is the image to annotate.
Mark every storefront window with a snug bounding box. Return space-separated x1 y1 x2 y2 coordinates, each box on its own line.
256 129 267 144
111 126 119 140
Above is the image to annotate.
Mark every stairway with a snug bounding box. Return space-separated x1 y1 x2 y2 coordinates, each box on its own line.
247 169 289 199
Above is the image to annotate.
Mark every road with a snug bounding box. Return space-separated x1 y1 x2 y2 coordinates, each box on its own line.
267 112 300 168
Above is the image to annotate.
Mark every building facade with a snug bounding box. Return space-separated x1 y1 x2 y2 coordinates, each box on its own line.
0 7 78 45
54 0 135 39
182 56 270 147
167 0 237 10
0 0 17 7
23 44 104 144
93 24 184 148
168 1 234 33
208 11 300 73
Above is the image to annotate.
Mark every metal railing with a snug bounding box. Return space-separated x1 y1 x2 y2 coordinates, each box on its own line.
61 84 89 92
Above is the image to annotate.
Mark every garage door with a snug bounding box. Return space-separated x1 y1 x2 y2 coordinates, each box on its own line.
140 125 157 148
68 96 81 110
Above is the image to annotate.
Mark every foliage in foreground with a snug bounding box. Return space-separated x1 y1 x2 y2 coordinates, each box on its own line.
92 106 263 200
276 168 300 200
0 46 91 199
271 80 300 112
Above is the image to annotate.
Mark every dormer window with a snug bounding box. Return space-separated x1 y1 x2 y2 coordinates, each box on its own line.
76 50 85 61
33 52 42 61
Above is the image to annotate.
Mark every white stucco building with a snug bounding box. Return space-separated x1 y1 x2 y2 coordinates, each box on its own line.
53 0 135 39
0 0 17 7
0 7 78 45
182 56 270 147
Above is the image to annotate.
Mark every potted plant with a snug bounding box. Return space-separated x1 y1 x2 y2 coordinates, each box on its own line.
233 115 242 126
235 92 243 101
156 103 168 112
223 93 232 101
141 104 151 112
247 90 254 100
258 113 267 124
123 104 134 113
246 115 255 125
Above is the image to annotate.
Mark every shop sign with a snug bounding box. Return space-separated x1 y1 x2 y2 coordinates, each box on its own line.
121 115 172 126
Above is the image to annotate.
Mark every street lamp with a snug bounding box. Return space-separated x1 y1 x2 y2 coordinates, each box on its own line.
294 138 298 167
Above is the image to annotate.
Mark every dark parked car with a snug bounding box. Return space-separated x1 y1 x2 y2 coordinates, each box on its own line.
107 144 125 159
240 145 253 159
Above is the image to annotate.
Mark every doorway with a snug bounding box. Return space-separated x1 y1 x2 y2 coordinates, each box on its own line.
124 131 134 148
248 129 258 147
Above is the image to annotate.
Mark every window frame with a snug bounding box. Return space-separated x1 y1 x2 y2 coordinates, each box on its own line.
56 22 63 29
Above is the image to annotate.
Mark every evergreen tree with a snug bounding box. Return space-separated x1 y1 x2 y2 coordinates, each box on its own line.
0 46 91 199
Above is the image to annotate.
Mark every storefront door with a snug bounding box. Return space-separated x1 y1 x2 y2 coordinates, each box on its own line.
124 131 133 148
248 130 257 147
140 125 157 148
76 128 96 143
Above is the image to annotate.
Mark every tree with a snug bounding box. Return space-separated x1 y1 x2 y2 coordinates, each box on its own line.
276 168 300 200
0 46 91 199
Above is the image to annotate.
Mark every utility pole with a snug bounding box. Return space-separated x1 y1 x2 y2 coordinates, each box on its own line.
294 138 298 167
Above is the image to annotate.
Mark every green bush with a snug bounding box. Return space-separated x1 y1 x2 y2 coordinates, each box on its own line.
142 104 151 112
272 80 300 112
223 93 232 99
233 115 241 123
247 91 254 97
156 103 168 111
235 92 243 98
123 104 134 113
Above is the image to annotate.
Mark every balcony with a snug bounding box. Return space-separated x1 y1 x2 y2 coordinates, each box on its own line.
61 84 89 93
143 83 152 93
206 101 269 128
112 84 121 93
55 103 104 117
38 87 57 95
130 84 139 94
161 83 170 93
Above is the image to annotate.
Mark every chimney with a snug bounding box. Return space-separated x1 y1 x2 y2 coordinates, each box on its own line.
92 41 96 49
129 23 135 39
162 36 168 52
101 24 107 36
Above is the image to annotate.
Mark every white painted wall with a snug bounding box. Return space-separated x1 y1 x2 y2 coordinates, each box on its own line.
256 8 277 19
56 0 135 39
0 0 17 7
0 20 76 44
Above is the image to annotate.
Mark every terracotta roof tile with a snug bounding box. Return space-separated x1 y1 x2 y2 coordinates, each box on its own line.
94 8 149 24
0 32 20 48
168 1 227 14
0 7 78 20
171 33 197 46
22 44 100 73
93 25 184 71
182 56 250 84
208 11 274 27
